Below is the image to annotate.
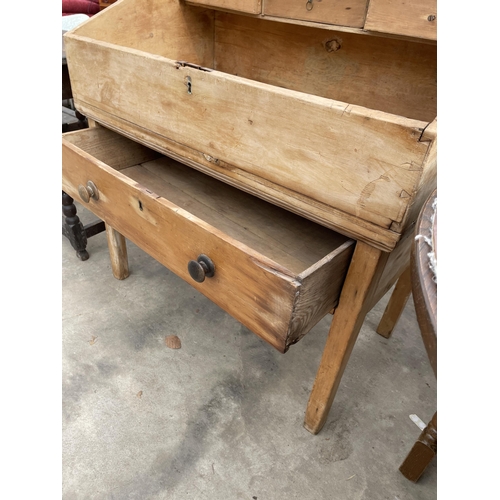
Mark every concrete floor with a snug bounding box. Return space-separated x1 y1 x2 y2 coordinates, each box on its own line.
62 202 437 500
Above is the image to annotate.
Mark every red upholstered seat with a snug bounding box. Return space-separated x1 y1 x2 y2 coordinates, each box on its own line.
62 0 100 16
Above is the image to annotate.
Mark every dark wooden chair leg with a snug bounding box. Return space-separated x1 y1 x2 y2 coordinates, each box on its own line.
399 412 437 482
62 191 89 261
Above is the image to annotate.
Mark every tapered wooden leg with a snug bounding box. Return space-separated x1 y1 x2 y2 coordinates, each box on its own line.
399 412 437 482
105 225 129 280
304 242 389 434
376 265 412 338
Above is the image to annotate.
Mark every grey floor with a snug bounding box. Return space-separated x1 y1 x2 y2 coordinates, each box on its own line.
62 202 437 500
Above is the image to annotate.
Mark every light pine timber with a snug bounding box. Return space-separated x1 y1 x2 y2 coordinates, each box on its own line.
64 127 351 273
257 15 438 45
65 37 430 237
390 119 437 234
64 0 436 251
71 0 215 64
62 127 355 352
105 225 129 280
62 127 161 169
304 225 413 432
263 0 369 28
369 225 413 309
365 0 437 41
304 241 390 434
214 13 437 122
121 161 355 347
62 133 296 351
186 0 261 15
64 106 403 252
61 0 439 436
128 158 349 270
376 265 412 338
120 158 354 347
65 0 436 251
87 118 99 128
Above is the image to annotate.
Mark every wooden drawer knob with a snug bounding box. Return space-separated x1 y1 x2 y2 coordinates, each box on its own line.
78 181 99 203
188 254 215 283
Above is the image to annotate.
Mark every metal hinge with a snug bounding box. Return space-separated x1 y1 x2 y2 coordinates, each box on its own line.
175 61 213 72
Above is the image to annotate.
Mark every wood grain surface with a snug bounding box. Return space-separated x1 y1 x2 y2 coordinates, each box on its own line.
65 35 430 229
62 127 355 352
365 0 437 40
214 13 436 121
264 0 369 28
304 241 390 433
186 0 261 14
64 0 436 251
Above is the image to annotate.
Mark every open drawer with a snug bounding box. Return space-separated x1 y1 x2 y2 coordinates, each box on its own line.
63 127 355 352
63 0 437 252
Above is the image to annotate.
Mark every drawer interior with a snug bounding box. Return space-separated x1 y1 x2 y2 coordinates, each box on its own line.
75 0 436 121
65 127 351 276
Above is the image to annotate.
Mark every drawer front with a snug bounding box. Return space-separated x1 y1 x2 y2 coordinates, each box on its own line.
62 128 354 352
186 0 261 14
365 0 437 40
263 0 369 28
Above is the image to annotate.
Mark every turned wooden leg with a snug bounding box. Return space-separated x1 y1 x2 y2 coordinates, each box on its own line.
304 242 390 434
399 412 437 482
376 265 412 338
105 225 129 280
62 191 89 261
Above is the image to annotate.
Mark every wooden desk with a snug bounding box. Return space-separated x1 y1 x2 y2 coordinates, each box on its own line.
62 123 434 433
62 0 437 434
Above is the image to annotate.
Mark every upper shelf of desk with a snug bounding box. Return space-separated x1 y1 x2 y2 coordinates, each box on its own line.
185 0 437 41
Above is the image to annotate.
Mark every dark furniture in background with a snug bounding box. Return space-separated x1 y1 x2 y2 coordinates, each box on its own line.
62 3 105 260
377 189 437 482
399 189 437 482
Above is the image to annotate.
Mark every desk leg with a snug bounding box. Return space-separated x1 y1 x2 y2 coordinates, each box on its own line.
105 225 129 280
376 265 412 338
304 242 389 434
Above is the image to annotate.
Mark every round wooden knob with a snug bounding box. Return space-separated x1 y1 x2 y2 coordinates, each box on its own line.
78 181 99 203
187 254 215 283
